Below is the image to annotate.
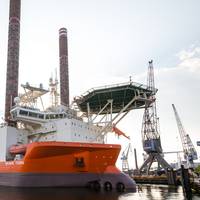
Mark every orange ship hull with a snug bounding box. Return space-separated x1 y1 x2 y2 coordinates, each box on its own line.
0 142 136 191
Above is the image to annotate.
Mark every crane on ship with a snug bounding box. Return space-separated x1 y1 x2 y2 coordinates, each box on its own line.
139 60 172 175
172 104 198 168
121 143 132 173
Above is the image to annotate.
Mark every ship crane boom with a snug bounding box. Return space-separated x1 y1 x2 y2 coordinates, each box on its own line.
172 104 197 168
121 143 132 172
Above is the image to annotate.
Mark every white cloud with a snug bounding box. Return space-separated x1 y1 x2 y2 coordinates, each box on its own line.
178 57 200 73
177 46 200 73
151 46 200 76
178 47 200 61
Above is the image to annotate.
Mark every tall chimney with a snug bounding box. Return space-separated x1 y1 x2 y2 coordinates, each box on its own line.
5 0 21 121
134 148 139 170
59 28 69 107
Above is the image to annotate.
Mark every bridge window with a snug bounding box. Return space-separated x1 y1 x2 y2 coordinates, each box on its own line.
50 114 56 119
19 110 28 116
38 114 44 119
28 112 38 118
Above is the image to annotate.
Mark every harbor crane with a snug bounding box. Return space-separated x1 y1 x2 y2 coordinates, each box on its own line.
139 60 172 175
121 143 132 173
172 104 197 168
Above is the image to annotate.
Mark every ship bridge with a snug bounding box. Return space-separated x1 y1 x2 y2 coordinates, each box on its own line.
74 81 156 138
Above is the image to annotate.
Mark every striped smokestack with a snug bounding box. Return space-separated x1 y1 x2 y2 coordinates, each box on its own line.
5 0 21 121
59 28 69 107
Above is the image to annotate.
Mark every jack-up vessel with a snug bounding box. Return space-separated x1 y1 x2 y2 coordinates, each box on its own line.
0 0 155 191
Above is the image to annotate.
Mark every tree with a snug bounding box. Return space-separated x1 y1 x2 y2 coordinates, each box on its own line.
194 165 200 175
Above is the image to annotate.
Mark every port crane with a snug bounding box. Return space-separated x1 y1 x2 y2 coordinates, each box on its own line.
121 143 132 172
139 60 172 174
172 104 198 168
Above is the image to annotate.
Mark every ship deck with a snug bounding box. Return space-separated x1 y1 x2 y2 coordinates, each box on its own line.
74 81 156 114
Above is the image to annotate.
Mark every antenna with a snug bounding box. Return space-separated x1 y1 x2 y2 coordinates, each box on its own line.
49 70 59 107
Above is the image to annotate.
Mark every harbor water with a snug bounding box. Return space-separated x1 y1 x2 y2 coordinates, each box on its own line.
0 185 199 200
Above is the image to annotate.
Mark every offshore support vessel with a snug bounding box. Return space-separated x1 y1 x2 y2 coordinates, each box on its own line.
0 81 154 190
0 0 155 190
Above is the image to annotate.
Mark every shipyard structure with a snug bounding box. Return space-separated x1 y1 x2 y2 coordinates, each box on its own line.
0 0 155 190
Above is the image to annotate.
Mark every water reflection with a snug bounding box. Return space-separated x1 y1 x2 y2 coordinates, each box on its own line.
133 185 185 200
0 185 198 200
0 187 121 200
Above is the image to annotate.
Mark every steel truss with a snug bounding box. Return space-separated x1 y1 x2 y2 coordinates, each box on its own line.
140 60 172 175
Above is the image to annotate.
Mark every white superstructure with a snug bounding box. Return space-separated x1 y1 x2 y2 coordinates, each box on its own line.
10 105 103 144
0 83 105 161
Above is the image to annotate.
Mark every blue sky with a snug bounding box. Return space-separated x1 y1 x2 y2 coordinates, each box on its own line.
0 0 200 167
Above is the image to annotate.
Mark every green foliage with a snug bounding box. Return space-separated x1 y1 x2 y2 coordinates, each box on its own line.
194 165 200 174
